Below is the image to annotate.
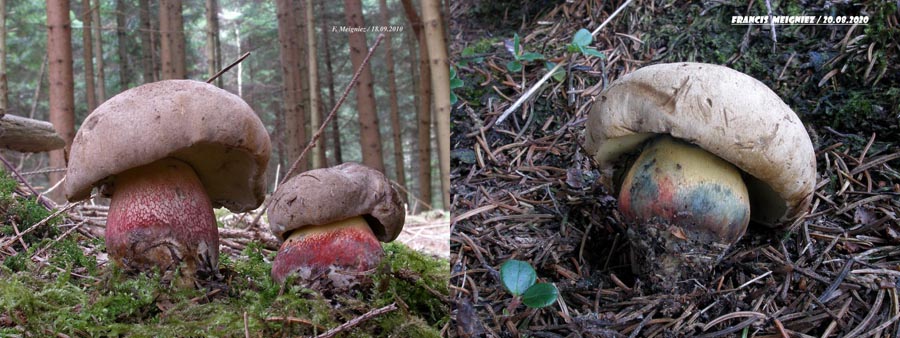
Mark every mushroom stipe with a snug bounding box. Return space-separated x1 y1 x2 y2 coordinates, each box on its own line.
106 158 218 284
618 136 750 292
271 216 384 286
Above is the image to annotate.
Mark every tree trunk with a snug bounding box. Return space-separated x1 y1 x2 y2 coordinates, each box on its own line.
320 0 341 166
47 0 76 202
404 26 420 200
344 0 385 173
159 0 186 79
116 0 130 90
306 0 325 169
379 0 407 202
0 0 6 118
204 0 222 87
401 0 432 211
275 0 307 174
92 0 106 101
421 0 450 210
81 0 97 112
138 0 154 83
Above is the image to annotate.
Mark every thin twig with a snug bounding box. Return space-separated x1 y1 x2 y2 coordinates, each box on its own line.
0 200 86 251
282 34 386 183
590 0 635 36
206 51 251 84
314 303 398 338
496 0 635 125
496 61 565 125
251 34 386 228
30 220 87 259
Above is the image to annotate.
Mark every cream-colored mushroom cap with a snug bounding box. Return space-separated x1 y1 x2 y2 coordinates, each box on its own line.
584 62 816 226
268 162 405 242
65 80 271 212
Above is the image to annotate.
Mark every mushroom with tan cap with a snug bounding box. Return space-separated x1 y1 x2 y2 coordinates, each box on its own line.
65 80 271 282
267 162 404 286
584 62 816 291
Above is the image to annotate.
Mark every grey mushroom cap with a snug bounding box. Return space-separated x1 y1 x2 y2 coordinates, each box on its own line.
64 80 271 212
584 62 816 227
268 162 405 242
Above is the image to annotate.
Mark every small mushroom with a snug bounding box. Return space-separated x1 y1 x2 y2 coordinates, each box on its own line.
584 63 816 291
267 163 404 287
65 80 271 282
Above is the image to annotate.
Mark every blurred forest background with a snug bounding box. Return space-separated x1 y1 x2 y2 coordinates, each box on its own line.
0 0 449 212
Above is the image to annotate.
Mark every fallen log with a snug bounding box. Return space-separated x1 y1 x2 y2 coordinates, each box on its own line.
0 114 65 152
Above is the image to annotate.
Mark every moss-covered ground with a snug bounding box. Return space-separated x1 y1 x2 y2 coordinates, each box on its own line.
0 169 449 337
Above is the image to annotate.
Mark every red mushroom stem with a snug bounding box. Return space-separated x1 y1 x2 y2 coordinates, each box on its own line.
271 216 383 285
105 158 218 281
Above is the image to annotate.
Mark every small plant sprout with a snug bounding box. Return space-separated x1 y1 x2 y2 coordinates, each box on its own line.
567 28 605 59
500 260 559 309
450 66 463 105
505 33 545 72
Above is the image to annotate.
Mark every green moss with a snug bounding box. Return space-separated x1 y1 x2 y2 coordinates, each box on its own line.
0 178 447 337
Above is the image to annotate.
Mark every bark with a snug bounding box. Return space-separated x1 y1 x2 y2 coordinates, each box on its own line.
275 0 307 173
81 0 97 112
320 0 341 165
344 0 385 173
294 0 310 163
92 0 106 101
401 0 432 211
138 0 154 83
116 0 130 90
421 0 451 209
0 0 6 118
404 26 420 199
159 0 186 79
47 0 76 201
0 115 66 153
380 0 407 202
306 0 325 169
205 0 222 87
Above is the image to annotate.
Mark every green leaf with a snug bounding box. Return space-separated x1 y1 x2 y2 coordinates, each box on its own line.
567 44 580 53
572 28 593 47
522 283 558 308
546 63 566 82
461 46 476 57
500 260 536 296
506 60 523 72
450 92 458 105
519 52 544 62
450 67 457 79
514 33 522 56
450 78 464 89
582 48 605 58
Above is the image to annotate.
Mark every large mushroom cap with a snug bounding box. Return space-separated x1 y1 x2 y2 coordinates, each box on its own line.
268 162 405 242
65 80 271 212
584 62 816 226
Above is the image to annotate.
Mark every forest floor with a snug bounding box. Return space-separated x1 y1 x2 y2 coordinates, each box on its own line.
0 168 450 337
449 0 899 337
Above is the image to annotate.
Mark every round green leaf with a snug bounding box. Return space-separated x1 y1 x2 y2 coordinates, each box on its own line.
506 61 523 72
500 260 536 296
450 92 458 105
582 48 606 58
572 28 593 47
522 283 558 308
450 78 464 89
